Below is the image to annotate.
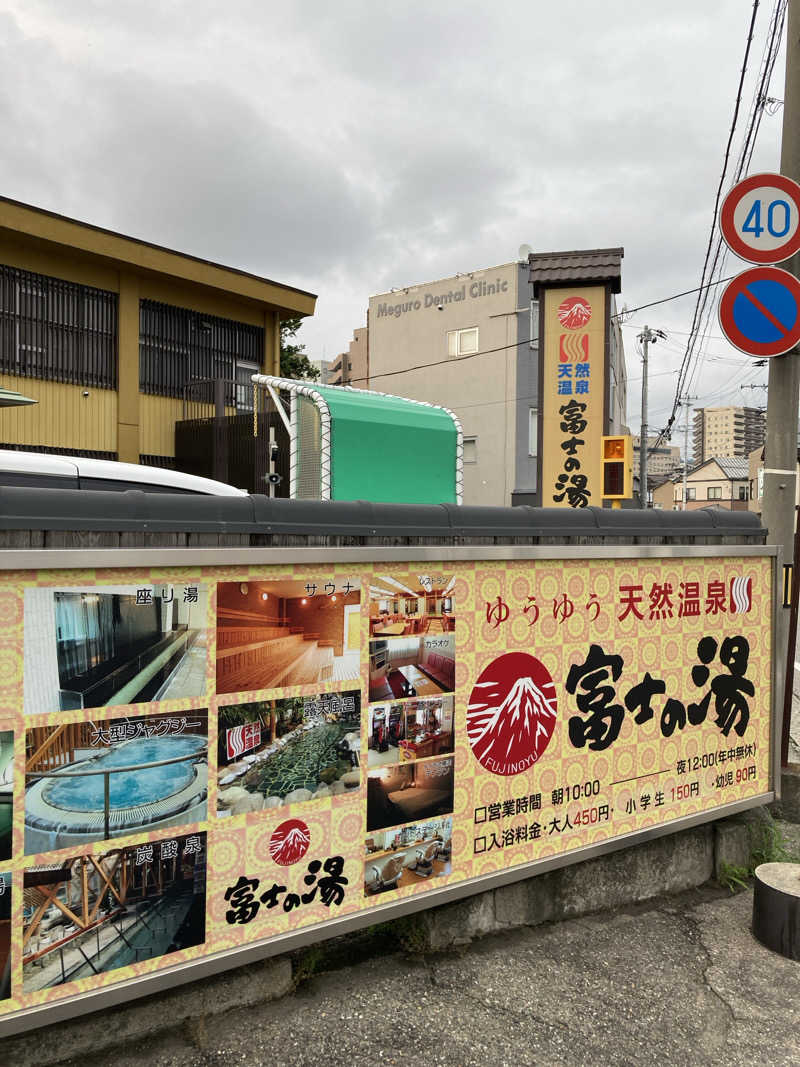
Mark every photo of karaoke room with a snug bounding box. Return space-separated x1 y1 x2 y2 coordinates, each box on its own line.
368 634 455 703
23 832 206 992
364 816 452 895
367 757 455 832
367 696 454 767
369 574 455 637
216 579 360 695
24 584 209 714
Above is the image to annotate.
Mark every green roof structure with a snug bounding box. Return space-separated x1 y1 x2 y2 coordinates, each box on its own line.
253 375 462 505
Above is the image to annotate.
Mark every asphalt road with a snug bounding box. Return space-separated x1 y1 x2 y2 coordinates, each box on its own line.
89 858 800 1067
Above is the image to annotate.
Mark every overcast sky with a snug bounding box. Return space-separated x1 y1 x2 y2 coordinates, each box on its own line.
0 0 787 451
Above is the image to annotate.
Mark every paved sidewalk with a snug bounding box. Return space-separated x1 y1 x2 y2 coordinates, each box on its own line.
90 870 800 1067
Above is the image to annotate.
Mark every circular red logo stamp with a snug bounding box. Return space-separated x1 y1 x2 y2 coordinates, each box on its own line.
467 652 558 776
557 296 592 330
269 818 311 866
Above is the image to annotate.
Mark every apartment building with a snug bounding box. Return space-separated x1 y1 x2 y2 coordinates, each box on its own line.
692 407 765 465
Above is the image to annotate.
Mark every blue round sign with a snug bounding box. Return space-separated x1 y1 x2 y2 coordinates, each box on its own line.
719 266 800 357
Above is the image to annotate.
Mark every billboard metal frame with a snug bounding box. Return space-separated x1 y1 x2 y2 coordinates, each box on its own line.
0 542 780 1037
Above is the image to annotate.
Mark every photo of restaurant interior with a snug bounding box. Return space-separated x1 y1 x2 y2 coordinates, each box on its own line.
24 585 209 714
216 579 360 696
23 833 206 992
364 817 452 894
368 634 455 702
369 575 455 637
367 757 455 832
25 714 208 853
367 696 454 767
217 692 361 816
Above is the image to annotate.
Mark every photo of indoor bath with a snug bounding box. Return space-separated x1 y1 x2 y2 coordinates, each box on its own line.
364 817 452 894
368 635 455 702
369 574 455 637
24 585 209 715
367 697 454 767
216 580 360 696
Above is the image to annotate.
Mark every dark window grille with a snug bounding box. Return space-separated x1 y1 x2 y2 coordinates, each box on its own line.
139 300 263 398
0 264 117 388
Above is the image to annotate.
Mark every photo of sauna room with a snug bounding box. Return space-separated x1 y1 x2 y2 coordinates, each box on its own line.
24 584 209 715
24 713 208 853
0 733 13 862
368 634 455 702
369 574 455 637
23 832 206 992
216 691 361 816
367 697 454 767
366 757 455 833
216 579 361 696
364 817 452 895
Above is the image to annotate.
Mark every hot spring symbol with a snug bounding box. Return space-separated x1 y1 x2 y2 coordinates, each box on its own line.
467 652 557 776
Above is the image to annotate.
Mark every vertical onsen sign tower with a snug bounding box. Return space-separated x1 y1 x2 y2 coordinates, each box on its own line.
532 248 625 508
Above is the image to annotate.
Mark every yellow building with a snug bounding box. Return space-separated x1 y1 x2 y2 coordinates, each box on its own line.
0 197 316 466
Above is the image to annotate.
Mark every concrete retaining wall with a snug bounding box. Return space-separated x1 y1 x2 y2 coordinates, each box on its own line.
0 808 771 1067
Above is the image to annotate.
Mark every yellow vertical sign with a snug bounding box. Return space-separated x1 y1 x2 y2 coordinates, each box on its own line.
541 285 606 507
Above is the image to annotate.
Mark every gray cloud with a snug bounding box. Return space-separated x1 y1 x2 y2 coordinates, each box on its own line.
0 0 782 442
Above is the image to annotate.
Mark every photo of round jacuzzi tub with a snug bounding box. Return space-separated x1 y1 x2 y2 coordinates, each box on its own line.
25 716 208 853
216 692 361 817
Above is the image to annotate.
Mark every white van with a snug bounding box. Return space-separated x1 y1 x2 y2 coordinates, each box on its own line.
0 451 247 496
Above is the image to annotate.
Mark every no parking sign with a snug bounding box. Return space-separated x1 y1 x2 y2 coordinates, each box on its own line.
718 266 800 358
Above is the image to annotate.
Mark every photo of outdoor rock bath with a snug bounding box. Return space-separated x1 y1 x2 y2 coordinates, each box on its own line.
367 696 454 767
366 757 455 833
368 574 455 636
368 634 455 702
215 578 361 695
216 691 361 817
24 584 209 714
23 833 207 992
25 714 208 853
364 817 453 894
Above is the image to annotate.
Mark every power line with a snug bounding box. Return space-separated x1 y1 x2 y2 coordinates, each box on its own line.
651 0 763 450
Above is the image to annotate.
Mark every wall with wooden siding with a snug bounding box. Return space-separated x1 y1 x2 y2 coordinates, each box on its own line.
0 373 117 453
140 394 183 458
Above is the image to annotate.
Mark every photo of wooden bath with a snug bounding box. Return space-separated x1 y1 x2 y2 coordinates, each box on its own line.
364 817 452 895
25 713 208 853
23 832 207 992
215 578 361 696
216 691 361 817
24 584 209 714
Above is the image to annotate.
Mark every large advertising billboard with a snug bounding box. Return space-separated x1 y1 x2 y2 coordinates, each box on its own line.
0 547 776 1033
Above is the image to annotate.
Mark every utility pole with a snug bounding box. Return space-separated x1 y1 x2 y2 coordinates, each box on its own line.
763 0 800 760
637 326 666 508
679 396 698 511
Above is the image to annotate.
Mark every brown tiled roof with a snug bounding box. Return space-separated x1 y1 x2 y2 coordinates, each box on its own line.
529 247 624 295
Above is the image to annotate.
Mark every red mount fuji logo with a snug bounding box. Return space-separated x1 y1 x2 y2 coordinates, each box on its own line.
467 652 558 776
557 296 592 330
269 819 311 866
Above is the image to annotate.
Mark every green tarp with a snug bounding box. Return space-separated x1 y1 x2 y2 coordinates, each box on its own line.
312 385 458 504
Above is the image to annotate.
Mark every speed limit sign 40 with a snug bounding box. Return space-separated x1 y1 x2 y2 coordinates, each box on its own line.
720 173 800 264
